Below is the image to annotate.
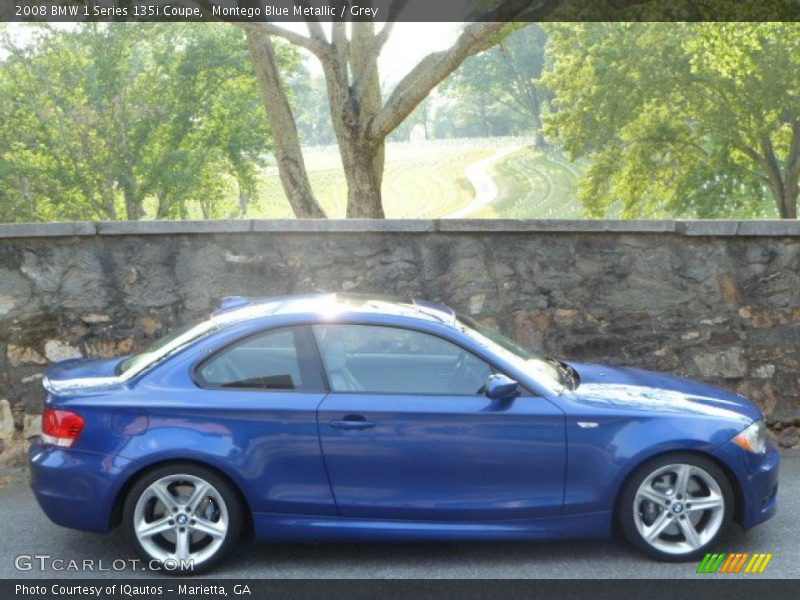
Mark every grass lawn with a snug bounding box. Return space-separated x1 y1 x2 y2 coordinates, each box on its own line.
471 146 584 219
254 142 493 218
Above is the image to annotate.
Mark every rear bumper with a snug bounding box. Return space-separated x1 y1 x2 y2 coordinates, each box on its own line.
28 439 131 533
713 440 779 530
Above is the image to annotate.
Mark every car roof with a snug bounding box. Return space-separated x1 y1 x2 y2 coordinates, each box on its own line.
211 293 457 328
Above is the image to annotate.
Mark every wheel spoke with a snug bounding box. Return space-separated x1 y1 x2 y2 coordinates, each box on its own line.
674 464 692 497
137 516 173 538
633 462 726 555
686 494 723 512
133 473 229 567
638 487 669 505
150 482 177 512
175 528 191 561
192 517 226 539
644 510 673 541
677 517 702 548
185 481 210 512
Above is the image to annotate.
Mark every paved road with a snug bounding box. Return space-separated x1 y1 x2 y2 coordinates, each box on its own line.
1 451 798 579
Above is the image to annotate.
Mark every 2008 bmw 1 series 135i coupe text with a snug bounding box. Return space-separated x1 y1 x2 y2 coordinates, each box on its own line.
29 294 778 574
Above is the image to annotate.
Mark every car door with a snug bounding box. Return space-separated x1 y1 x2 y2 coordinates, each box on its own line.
313 323 566 521
192 325 335 515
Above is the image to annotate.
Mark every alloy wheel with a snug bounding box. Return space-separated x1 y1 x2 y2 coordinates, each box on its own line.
133 473 229 567
632 463 726 555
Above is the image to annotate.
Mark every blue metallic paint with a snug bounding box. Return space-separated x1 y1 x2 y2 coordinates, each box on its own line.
29 296 778 546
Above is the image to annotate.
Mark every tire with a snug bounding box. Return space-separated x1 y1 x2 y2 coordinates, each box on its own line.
122 462 244 575
617 452 734 562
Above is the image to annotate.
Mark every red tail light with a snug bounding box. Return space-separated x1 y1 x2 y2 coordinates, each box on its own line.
41 409 85 447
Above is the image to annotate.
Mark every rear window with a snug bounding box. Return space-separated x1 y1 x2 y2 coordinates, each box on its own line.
195 326 325 391
116 318 219 378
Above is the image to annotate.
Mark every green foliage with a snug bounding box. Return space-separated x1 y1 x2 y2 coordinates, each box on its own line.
439 25 548 139
287 69 336 147
542 23 800 219
0 23 295 221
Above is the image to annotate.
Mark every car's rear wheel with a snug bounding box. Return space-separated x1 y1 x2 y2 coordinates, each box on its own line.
122 463 243 575
618 453 733 561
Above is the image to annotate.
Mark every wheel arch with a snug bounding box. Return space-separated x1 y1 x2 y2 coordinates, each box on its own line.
109 458 255 540
611 448 744 532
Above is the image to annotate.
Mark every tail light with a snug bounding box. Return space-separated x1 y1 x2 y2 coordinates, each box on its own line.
41 408 85 447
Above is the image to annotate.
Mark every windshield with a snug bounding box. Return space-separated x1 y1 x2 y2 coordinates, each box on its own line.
116 318 220 378
455 314 568 393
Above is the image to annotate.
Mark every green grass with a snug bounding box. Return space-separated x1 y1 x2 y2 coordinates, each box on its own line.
472 147 584 219
255 144 492 218
173 139 584 220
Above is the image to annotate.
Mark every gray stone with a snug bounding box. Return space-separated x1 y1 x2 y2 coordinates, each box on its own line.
0 221 95 238
7 345 46 367
82 313 111 324
754 364 776 379
44 340 82 363
97 219 251 235
0 400 14 442
692 348 747 379
23 414 41 439
0 294 14 315
1 219 800 468
677 221 740 236
777 425 800 448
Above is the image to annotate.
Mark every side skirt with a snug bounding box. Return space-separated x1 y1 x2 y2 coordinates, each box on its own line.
253 510 612 543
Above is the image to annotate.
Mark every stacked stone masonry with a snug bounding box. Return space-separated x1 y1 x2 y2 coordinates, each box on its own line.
1 219 799 464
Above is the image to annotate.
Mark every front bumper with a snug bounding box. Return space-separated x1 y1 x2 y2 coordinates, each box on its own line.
28 439 132 533
713 439 779 530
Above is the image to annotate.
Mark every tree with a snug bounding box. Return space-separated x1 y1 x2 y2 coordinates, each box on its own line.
0 24 286 222
242 1 556 218
543 23 800 219
442 25 549 144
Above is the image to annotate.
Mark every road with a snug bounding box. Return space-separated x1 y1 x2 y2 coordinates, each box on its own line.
1 451 798 579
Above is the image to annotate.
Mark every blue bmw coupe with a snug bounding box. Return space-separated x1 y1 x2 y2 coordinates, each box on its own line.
29 294 778 574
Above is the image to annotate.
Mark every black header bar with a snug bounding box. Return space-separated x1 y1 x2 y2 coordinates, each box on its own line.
3 0 800 23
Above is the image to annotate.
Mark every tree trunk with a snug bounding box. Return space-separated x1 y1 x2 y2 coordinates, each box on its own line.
343 138 385 218
319 22 387 218
245 31 326 218
237 178 249 217
530 93 547 148
241 11 537 219
762 133 799 219
771 185 798 219
120 170 141 220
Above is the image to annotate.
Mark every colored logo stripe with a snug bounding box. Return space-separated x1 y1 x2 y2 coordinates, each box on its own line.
697 553 773 574
697 553 726 573
745 553 773 574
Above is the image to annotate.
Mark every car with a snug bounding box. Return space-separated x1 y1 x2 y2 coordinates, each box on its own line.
29 294 778 574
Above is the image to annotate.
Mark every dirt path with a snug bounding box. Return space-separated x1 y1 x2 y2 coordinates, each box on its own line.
444 144 525 218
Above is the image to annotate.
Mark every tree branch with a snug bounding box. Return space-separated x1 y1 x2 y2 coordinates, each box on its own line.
295 0 328 44
368 0 555 140
369 21 508 140
237 22 329 59
352 22 393 107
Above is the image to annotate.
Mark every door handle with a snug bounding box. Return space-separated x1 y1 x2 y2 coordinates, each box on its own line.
329 415 376 430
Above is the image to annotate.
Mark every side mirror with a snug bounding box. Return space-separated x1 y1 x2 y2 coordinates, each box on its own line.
484 373 519 401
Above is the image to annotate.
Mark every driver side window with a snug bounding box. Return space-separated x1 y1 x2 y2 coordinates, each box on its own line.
312 324 492 395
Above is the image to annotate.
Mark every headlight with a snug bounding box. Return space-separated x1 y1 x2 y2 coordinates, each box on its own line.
732 420 767 454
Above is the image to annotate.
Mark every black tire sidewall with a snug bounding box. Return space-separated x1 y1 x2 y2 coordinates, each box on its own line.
122 462 243 575
618 452 734 562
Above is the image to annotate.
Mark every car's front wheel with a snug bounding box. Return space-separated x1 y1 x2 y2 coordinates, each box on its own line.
618 453 733 561
122 463 243 575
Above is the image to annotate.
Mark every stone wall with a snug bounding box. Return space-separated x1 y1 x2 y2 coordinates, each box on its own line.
1 219 799 465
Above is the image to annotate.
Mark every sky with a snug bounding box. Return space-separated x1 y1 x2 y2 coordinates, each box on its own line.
2 22 462 85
